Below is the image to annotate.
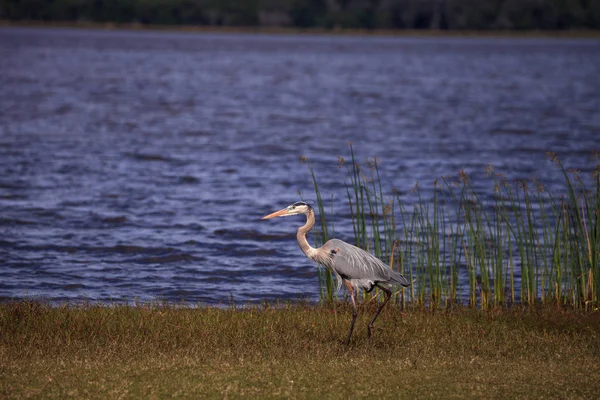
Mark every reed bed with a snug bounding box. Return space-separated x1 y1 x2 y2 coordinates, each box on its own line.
307 146 600 310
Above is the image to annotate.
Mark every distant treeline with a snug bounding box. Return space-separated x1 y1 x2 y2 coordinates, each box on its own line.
1 0 599 30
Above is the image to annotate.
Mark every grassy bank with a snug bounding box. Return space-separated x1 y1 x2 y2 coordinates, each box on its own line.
1 301 599 398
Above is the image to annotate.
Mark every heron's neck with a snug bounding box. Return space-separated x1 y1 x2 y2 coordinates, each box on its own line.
297 209 318 260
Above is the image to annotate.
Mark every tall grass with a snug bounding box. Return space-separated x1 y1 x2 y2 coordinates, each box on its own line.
306 146 600 310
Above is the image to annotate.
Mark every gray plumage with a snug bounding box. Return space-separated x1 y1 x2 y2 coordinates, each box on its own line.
262 201 410 344
317 238 410 293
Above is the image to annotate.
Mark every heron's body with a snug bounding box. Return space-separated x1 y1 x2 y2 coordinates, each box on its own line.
317 238 409 291
262 201 410 344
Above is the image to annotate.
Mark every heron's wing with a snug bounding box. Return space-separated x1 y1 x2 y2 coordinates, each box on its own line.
323 239 409 286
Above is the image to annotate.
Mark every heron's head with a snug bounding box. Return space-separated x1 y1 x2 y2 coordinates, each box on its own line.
261 201 312 219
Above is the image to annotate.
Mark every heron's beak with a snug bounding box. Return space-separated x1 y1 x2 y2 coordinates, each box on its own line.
261 208 289 219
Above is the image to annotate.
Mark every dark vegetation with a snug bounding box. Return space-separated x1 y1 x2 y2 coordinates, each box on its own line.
1 0 599 31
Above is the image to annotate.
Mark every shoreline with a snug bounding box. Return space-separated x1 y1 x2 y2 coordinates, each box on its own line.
2 19 600 39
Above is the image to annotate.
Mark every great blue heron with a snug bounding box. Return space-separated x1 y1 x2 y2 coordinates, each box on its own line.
262 201 410 344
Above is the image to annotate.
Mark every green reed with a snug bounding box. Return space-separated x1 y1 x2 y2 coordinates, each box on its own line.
306 146 600 310
304 160 336 303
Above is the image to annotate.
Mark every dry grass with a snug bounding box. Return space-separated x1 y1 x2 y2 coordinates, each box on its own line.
1 301 599 398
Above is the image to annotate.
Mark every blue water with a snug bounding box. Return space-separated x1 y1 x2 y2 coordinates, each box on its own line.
1 27 599 304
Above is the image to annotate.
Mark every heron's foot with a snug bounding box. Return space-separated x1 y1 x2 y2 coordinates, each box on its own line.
345 326 355 345
344 330 353 346
368 324 374 338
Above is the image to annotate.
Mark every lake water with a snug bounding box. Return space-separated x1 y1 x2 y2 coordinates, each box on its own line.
1 27 599 304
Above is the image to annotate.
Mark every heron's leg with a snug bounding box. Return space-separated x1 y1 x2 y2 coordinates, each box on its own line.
344 280 358 345
368 284 392 338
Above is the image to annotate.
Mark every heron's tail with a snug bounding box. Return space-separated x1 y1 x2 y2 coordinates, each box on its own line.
389 270 410 287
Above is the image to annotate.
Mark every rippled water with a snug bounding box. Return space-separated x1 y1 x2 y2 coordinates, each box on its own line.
1 27 599 304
